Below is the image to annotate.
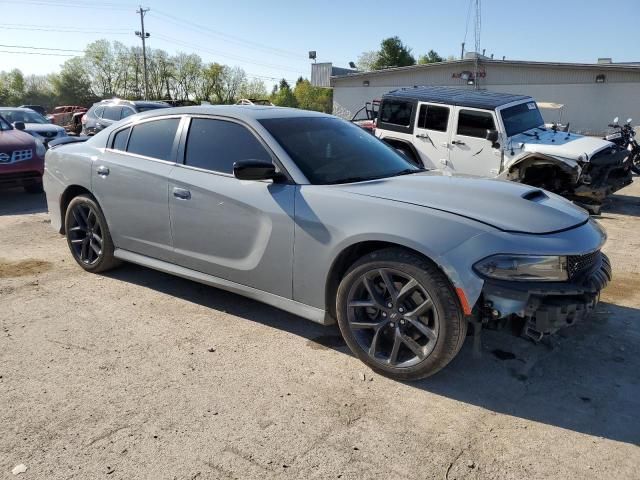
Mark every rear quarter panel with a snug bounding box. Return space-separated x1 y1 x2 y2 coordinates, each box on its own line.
43 143 96 232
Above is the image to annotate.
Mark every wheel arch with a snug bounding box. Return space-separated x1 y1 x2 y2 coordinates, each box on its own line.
500 153 579 185
380 137 421 164
58 184 93 234
324 240 467 321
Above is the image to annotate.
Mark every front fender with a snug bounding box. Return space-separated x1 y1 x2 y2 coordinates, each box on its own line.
498 152 581 183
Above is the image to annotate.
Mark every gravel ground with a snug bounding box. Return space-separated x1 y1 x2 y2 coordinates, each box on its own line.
1 181 639 480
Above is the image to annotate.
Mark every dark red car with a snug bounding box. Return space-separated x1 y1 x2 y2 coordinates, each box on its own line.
0 114 45 193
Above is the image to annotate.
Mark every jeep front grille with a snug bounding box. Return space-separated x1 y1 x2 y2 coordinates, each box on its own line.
567 250 602 279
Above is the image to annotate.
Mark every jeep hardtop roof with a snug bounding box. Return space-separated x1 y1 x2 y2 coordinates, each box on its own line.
383 86 532 110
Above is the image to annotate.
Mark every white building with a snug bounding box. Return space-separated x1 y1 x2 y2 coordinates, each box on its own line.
319 58 640 134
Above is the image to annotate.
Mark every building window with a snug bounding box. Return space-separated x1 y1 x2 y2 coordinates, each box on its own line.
595 74 606 83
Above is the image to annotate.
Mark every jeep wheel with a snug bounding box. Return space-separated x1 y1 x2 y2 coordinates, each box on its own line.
336 248 467 381
64 194 119 273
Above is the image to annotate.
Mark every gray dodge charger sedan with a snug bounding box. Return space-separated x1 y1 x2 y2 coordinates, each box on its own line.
44 106 611 380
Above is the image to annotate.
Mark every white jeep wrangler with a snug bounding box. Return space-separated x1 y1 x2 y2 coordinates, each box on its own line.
374 86 632 209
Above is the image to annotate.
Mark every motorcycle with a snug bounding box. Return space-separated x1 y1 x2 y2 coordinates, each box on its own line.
605 117 640 174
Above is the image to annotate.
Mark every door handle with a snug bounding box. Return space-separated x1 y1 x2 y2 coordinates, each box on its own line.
451 140 466 146
173 187 191 200
416 133 428 139
96 166 109 176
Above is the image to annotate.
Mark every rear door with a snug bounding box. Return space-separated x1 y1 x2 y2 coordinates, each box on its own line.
92 116 183 261
448 107 501 177
169 116 295 298
412 102 452 170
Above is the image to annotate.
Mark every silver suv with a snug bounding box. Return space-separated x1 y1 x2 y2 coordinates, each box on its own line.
81 99 170 136
44 106 611 380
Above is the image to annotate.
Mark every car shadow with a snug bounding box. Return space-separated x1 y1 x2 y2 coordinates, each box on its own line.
104 263 640 446
0 188 47 216
599 192 640 218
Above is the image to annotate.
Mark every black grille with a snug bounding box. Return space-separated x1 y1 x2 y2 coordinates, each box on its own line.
567 251 602 279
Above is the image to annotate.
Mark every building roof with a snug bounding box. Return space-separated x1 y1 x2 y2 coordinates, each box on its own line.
331 58 640 83
383 86 531 109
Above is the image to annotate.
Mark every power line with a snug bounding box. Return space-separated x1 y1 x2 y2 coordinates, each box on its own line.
0 43 84 53
152 33 305 74
0 50 75 57
149 11 305 61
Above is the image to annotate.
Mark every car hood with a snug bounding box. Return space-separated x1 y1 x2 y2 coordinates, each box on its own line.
336 172 588 234
0 128 36 152
511 129 612 161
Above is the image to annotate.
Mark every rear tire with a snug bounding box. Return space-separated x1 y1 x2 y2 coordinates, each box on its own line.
336 248 467 381
64 194 120 273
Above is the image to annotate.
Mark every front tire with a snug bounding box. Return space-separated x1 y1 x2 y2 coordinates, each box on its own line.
336 248 467 381
64 194 119 273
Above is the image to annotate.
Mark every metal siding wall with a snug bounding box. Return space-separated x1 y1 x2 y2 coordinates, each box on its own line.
311 63 333 87
333 82 640 134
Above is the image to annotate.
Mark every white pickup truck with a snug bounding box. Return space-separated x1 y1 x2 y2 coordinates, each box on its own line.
374 86 632 209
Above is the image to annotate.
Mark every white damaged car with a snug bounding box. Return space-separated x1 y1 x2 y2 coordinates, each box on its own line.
375 86 632 209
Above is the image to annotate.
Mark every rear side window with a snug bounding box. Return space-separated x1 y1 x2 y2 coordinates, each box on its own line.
127 118 180 161
379 100 413 127
120 107 135 119
184 118 271 174
103 106 122 121
457 110 495 138
417 104 450 132
111 127 130 151
93 106 105 118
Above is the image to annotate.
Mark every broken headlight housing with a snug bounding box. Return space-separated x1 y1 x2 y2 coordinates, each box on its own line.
474 255 568 282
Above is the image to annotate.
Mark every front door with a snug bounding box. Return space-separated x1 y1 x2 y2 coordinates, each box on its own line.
169 116 295 299
448 107 501 177
92 117 182 261
412 102 452 170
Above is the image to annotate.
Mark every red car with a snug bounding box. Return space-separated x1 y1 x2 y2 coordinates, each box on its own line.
47 105 88 135
0 115 45 193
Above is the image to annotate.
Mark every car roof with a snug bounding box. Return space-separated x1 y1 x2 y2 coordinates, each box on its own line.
382 86 532 110
0 107 35 112
132 105 331 122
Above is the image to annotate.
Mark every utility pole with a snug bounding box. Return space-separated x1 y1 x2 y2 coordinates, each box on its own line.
135 6 150 100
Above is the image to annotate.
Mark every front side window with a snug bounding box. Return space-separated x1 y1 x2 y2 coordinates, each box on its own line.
103 106 122 121
259 116 420 184
127 118 180 161
456 110 496 138
417 104 450 132
185 118 271 174
379 100 414 127
112 127 130 151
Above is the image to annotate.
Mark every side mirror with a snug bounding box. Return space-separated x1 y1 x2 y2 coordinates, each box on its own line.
485 129 499 143
233 160 277 181
14 121 26 131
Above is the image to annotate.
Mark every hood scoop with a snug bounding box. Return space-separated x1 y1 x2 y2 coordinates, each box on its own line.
521 189 548 202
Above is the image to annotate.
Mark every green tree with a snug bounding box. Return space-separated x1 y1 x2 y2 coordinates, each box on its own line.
356 50 380 71
293 79 332 113
372 37 415 70
239 78 268 100
51 57 97 106
271 79 297 107
418 50 444 64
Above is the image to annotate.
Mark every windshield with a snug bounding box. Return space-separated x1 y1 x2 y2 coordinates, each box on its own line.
500 101 545 137
136 104 170 112
0 109 48 125
259 117 421 184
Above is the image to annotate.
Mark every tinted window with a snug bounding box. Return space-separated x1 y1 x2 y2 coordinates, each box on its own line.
112 127 130 151
417 105 449 132
259 117 420 185
185 118 271 174
120 107 135 119
127 118 180 161
103 106 122 121
379 100 413 127
500 102 544 137
457 110 495 138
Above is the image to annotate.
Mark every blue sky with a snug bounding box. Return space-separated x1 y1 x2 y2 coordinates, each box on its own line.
1 0 638 87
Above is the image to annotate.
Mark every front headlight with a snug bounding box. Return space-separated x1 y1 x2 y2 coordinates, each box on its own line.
35 138 46 157
474 255 568 282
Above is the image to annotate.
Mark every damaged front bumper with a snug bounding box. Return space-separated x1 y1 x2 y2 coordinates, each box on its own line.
573 148 633 204
479 251 612 340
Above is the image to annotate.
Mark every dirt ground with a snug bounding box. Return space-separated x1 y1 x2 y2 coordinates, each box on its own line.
1 181 639 480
